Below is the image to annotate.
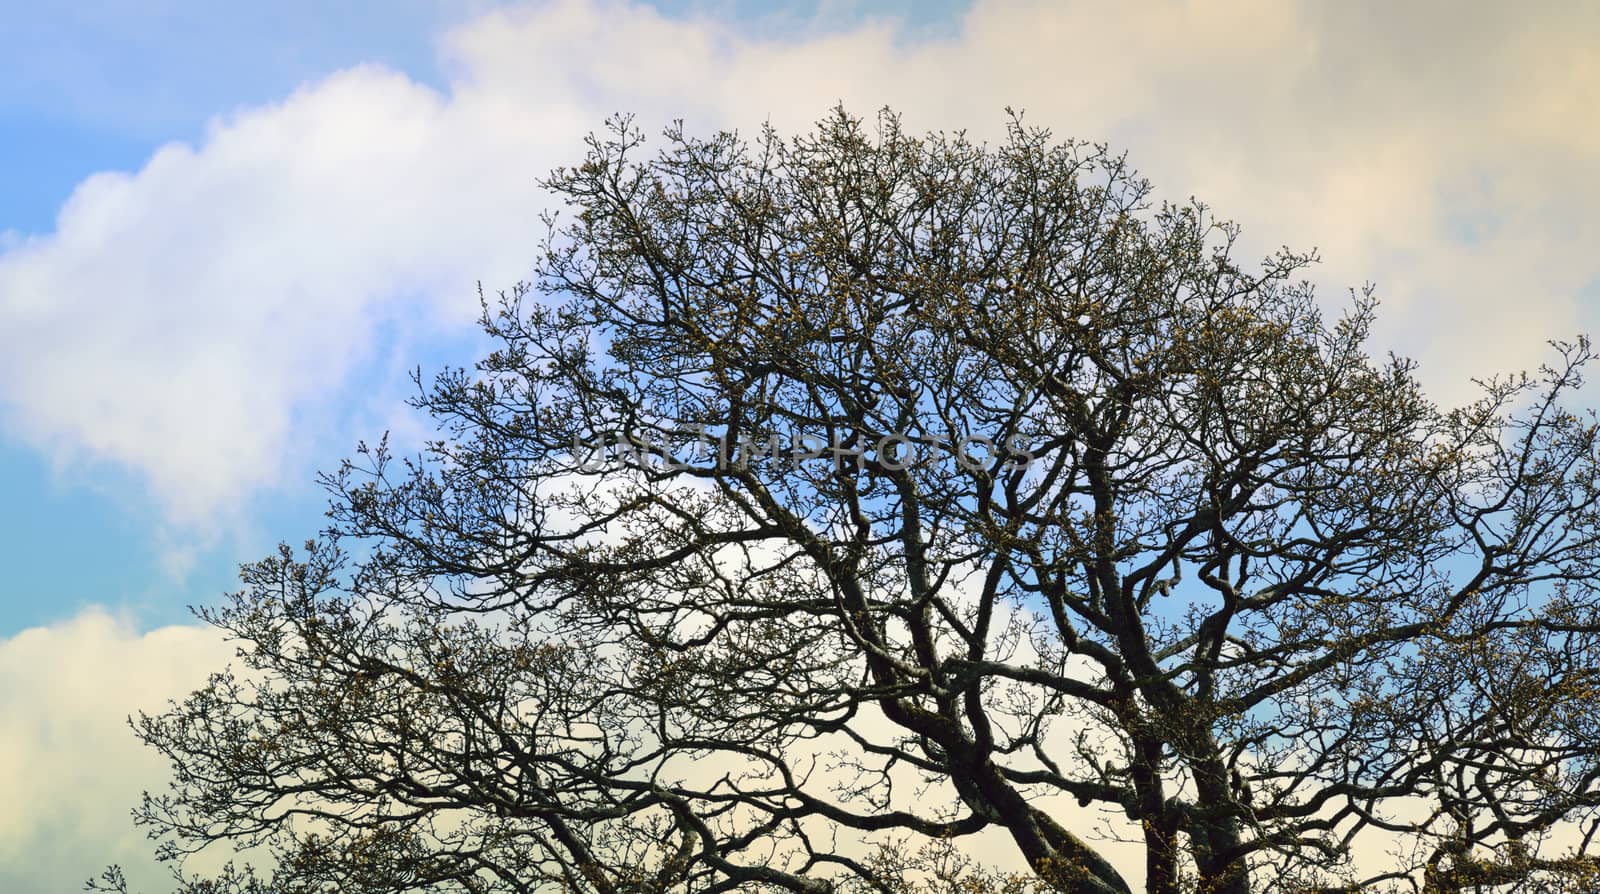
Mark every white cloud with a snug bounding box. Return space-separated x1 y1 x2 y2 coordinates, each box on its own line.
2 0 1596 528
0 609 233 892
0 65 547 525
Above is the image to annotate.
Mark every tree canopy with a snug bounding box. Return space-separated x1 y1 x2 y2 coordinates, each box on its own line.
101 108 1600 894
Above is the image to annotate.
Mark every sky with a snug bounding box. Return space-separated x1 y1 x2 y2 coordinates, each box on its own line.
0 0 1597 890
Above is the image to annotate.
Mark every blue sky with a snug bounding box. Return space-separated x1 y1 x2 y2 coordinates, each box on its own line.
0 1 456 632
0 2 1597 890
0 0 973 635
2 2 453 230
0 0 967 233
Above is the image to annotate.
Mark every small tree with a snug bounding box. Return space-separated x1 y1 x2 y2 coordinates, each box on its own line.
102 109 1600 894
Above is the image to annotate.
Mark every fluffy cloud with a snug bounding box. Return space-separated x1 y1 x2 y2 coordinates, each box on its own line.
2 0 1596 527
0 609 233 892
0 65 554 525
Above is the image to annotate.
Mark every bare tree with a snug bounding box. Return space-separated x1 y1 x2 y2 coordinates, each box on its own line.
98 108 1600 894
